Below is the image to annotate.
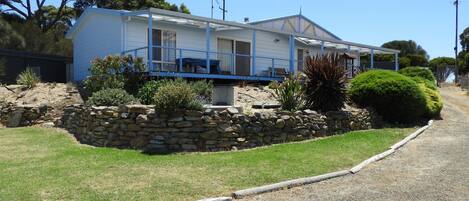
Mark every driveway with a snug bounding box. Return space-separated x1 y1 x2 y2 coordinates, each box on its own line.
244 86 469 201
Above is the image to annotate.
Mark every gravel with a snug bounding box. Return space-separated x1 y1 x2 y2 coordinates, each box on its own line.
243 86 469 201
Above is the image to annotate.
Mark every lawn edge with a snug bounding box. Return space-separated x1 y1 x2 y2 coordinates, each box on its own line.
200 120 433 201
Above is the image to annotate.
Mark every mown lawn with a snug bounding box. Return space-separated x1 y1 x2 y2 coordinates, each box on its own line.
0 127 414 201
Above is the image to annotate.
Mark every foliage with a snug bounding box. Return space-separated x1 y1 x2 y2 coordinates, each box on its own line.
74 0 190 17
304 54 347 112
0 0 73 32
268 80 280 90
16 68 40 88
349 70 427 123
86 88 138 106
274 76 305 111
398 56 411 68
398 66 436 83
418 84 443 118
190 79 214 101
137 79 212 105
460 27 469 52
429 57 456 83
1 17 72 56
153 80 201 113
84 55 145 94
368 40 430 68
137 80 161 105
382 40 428 58
0 16 25 49
457 52 469 74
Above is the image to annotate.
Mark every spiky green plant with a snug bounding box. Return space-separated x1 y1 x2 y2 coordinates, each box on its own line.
16 68 40 88
274 76 305 111
304 54 347 112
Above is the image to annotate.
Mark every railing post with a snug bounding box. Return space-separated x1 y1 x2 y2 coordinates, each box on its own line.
205 22 211 74
289 34 295 75
179 49 183 72
252 30 257 76
370 49 374 69
148 11 153 72
394 52 399 71
134 49 137 58
232 53 235 75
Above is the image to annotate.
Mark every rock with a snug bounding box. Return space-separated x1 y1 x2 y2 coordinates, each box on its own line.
7 108 24 127
174 121 192 128
227 107 239 115
217 123 234 133
136 114 149 124
275 119 286 129
42 122 55 128
303 109 317 115
168 116 184 122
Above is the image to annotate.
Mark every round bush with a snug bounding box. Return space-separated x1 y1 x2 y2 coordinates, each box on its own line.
87 88 138 106
398 67 436 82
418 84 443 118
349 70 427 123
153 81 201 113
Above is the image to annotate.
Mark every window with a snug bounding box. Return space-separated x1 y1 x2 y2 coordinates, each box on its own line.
152 29 176 72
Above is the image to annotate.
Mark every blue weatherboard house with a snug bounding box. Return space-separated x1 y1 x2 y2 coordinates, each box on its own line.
66 7 400 82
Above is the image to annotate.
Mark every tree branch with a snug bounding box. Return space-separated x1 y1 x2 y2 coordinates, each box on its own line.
0 1 29 18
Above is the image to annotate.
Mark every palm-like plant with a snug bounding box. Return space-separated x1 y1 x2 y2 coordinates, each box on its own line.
274 76 305 111
304 54 347 111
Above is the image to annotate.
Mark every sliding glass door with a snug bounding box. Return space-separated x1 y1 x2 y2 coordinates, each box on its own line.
152 29 176 72
217 38 251 75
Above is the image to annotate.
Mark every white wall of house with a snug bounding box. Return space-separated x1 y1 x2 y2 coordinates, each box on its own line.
71 12 123 81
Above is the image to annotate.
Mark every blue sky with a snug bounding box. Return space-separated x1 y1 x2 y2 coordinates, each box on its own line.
166 0 468 59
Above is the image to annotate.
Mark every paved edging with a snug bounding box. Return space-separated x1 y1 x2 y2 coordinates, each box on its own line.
198 120 433 201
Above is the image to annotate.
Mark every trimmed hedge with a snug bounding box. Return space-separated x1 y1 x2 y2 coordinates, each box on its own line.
398 67 436 82
349 70 427 123
418 83 443 118
153 80 202 113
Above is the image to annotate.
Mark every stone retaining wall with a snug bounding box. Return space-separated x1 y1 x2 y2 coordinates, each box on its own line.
59 105 381 153
0 102 54 127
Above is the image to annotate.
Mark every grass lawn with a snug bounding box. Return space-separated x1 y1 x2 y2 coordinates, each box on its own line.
0 127 414 201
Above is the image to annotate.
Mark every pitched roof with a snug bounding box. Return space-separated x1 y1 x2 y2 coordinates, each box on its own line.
249 14 341 40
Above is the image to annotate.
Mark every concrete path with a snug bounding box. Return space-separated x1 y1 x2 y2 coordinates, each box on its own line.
244 86 469 201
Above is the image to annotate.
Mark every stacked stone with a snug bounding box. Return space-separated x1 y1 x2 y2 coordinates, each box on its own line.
0 102 51 127
61 104 380 154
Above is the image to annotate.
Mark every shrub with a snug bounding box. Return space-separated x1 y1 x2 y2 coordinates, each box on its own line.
87 88 138 106
153 81 201 113
304 54 346 112
190 79 214 101
137 79 212 105
268 81 280 90
410 76 437 90
137 80 163 105
84 55 145 94
349 70 427 123
16 68 40 88
418 84 443 118
274 76 305 111
398 66 436 82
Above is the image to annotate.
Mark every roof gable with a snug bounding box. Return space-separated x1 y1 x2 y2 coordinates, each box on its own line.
249 15 341 40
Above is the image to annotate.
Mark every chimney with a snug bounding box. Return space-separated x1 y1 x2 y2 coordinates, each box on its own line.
244 17 250 23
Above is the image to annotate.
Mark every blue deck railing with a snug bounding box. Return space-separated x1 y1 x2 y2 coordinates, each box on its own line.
122 46 293 81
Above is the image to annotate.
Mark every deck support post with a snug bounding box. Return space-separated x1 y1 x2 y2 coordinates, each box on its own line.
394 52 399 71
147 11 153 72
320 41 325 55
289 34 295 75
205 22 211 74
370 49 374 69
252 30 257 76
